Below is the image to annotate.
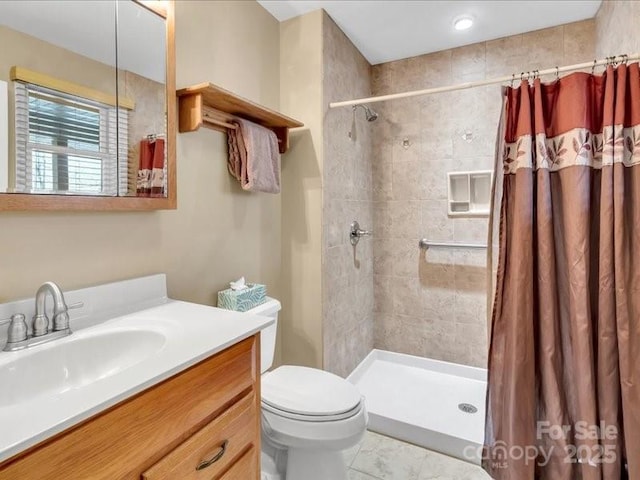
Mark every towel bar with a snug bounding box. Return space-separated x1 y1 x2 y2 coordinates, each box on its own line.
203 113 237 130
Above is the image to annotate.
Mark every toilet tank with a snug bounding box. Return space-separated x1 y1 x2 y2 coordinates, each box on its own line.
245 297 281 373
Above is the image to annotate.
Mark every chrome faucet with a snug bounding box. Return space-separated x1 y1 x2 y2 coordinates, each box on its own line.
33 282 72 336
1 282 82 352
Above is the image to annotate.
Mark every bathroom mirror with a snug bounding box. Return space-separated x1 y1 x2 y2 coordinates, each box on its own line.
0 0 176 211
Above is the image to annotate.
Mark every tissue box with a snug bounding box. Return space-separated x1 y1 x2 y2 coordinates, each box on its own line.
217 283 267 312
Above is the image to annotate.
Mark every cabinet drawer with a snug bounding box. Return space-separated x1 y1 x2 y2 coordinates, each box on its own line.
142 392 257 480
219 447 257 480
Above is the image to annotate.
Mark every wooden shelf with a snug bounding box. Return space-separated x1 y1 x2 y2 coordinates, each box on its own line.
176 83 303 153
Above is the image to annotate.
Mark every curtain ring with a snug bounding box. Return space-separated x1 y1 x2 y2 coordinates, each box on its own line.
623 54 629 65
510 73 515 88
591 59 597 74
555 66 559 79
520 71 525 81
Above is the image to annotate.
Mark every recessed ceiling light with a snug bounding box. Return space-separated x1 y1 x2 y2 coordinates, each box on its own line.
453 16 474 31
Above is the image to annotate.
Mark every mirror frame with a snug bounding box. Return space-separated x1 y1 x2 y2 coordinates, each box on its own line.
0 0 176 211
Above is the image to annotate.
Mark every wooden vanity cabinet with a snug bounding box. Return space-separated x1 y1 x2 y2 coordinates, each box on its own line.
0 335 261 480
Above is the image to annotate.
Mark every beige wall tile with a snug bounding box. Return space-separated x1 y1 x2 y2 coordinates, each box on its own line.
453 217 489 243
392 276 423 318
454 291 487 325
421 200 454 242
595 1 640 58
392 159 423 200
390 201 422 239
563 20 596 65
451 43 486 82
419 258 455 290
392 238 421 279
422 286 455 324
421 161 449 200
373 158 394 201
373 238 394 276
322 12 374 376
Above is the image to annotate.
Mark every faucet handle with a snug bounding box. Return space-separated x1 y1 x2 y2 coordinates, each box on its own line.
1 314 28 344
52 301 83 332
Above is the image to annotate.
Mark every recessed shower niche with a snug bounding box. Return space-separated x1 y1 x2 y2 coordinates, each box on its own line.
447 170 492 216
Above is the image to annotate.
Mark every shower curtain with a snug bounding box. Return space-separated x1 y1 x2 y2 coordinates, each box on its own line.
484 63 640 480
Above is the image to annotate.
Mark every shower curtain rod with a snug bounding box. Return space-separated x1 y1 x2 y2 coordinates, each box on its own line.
329 53 640 108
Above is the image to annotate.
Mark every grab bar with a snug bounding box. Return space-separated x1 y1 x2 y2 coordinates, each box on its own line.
418 239 487 250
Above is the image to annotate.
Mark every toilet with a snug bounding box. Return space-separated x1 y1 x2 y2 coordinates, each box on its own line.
246 298 368 480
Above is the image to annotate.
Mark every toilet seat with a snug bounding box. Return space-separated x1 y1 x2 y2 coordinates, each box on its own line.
262 398 364 422
262 366 362 421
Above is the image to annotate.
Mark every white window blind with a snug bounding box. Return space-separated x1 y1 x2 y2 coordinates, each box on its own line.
14 82 127 195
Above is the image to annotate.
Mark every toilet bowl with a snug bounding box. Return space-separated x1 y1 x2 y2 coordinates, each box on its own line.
245 298 368 480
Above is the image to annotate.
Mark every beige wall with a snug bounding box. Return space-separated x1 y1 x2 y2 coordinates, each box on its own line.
279 10 324 369
370 20 595 368
595 0 640 57
0 1 283 362
322 13 374 377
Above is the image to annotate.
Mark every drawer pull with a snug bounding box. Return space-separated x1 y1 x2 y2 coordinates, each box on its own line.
195 440 229 471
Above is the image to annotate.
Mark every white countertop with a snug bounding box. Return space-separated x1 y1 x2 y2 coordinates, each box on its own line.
0 297 272 463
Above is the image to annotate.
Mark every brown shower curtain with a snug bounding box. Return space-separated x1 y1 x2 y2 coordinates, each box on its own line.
484 63 640 480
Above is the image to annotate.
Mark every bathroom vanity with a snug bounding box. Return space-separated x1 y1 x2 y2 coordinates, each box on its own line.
0 275 271 479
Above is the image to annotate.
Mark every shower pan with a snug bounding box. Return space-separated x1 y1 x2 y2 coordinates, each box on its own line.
348 349 487 464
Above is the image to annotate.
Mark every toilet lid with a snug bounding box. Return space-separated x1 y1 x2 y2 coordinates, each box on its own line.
262 366 362 417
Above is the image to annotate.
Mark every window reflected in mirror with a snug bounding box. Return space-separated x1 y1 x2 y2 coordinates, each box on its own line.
14 79 123 196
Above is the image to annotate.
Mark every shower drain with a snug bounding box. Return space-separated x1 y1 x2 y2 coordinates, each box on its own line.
458 403 478 414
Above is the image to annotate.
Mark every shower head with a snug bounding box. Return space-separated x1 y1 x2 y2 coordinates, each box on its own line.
349 103 378 139
353 104 378 122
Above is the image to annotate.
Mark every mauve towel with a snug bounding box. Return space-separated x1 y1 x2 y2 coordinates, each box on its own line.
227 118 281 194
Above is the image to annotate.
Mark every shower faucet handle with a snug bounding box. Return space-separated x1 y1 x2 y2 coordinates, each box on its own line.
350 220 373 246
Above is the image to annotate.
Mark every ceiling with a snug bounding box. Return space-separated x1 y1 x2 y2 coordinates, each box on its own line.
258 0 602 65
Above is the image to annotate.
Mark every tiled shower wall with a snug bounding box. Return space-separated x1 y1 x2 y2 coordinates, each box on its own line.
322 13 374 377
595 0 640 57
370 21 596 368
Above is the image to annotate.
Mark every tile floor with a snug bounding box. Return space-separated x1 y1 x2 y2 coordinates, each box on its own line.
345 431 491 480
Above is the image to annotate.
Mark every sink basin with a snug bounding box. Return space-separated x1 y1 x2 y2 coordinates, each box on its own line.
0 329 166 407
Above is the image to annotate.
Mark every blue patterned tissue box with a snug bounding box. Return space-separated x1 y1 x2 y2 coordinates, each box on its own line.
217 283 267 312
